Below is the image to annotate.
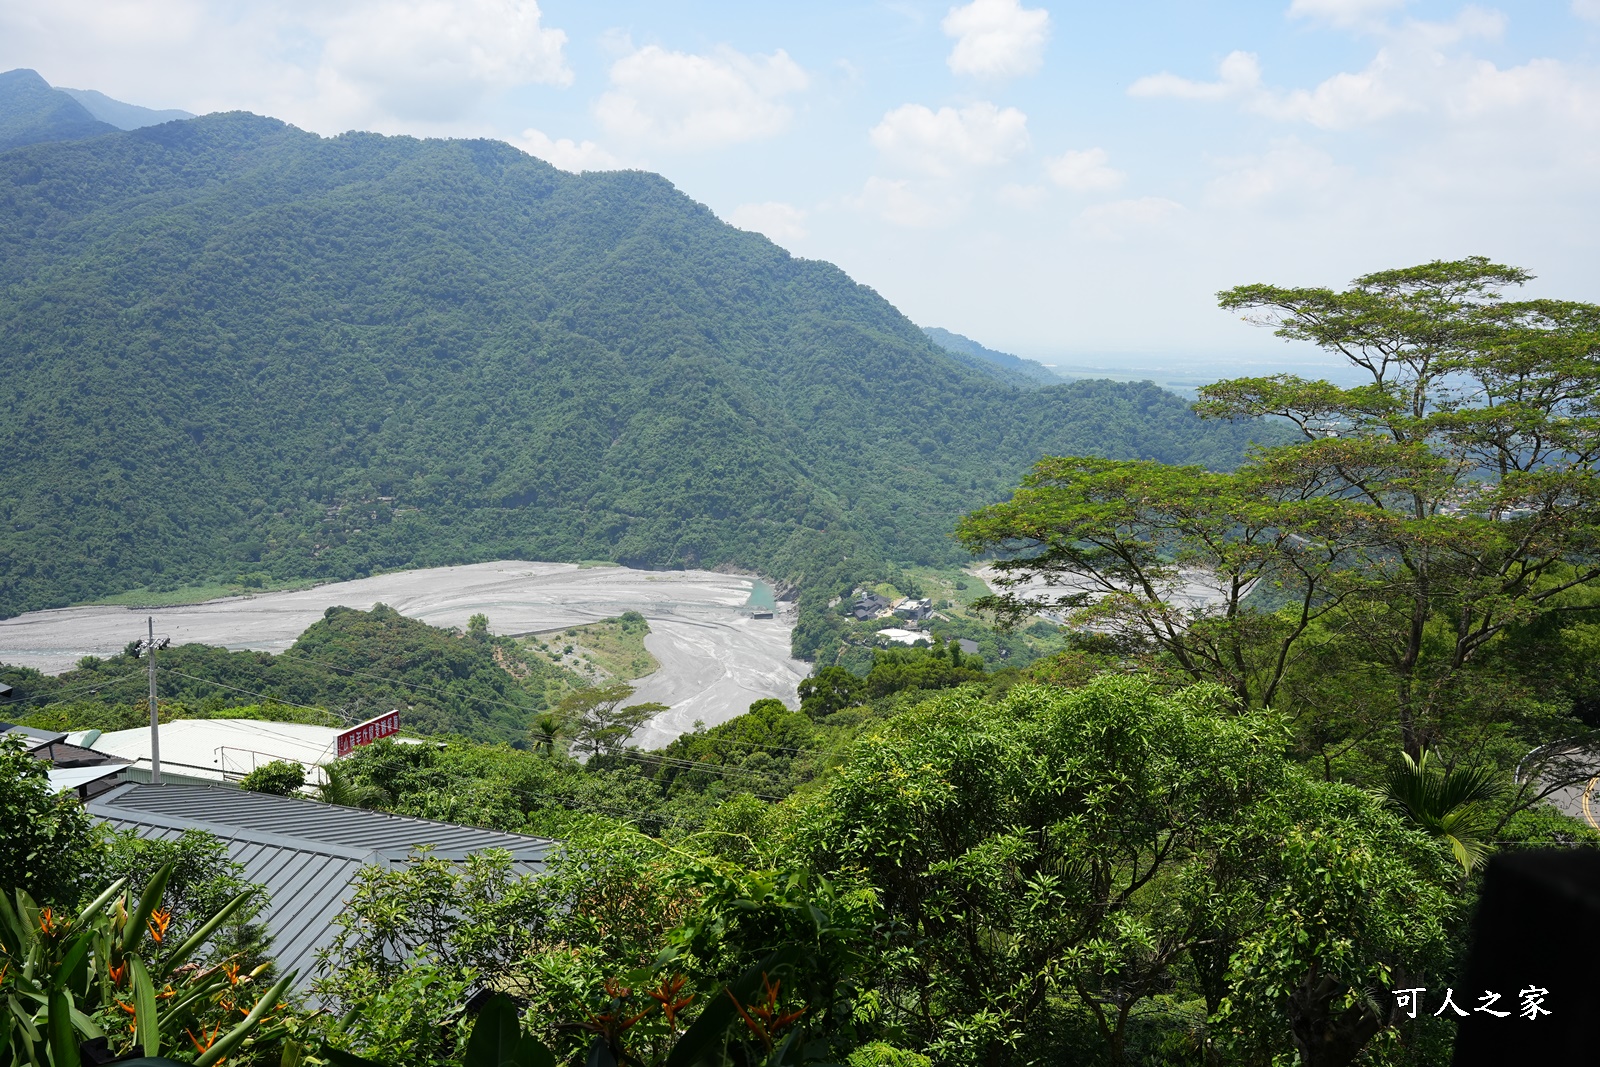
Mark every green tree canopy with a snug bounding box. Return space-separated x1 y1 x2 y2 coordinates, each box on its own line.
790 674 1458 1065
961 258 1600 757
0 736 98 905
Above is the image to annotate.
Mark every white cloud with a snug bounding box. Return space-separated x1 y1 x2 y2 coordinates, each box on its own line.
1287 0 1407 30
729 201 808 242
870 101 1029 176
0 0 573 131
855 176 966 227
594 45 808 150
1256 52 1419 127
1131 14 1593 133
515 128 618 172
317 0 571 123
997 182 1048 208
942 0 1052 79
1128 51 1262 101
1577 1 1600 24
1205 141 1348 208
1045 147 1125 192
1073 197 1184 240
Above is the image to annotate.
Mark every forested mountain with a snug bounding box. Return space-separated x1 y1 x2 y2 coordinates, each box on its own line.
0 69 117 152
922 325 1063 387
0 109 1282 627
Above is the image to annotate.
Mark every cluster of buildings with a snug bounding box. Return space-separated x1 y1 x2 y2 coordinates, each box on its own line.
846 589 964 647
850 590 934 624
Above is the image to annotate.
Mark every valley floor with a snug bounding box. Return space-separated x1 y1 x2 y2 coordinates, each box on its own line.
0 561 806 747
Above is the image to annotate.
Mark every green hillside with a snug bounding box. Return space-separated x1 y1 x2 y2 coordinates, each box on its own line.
3 604 586 741
0 111 1282 639
0 68 117 152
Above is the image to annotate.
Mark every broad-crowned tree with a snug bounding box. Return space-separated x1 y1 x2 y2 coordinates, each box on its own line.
961 259 1600 758
557 683 665 758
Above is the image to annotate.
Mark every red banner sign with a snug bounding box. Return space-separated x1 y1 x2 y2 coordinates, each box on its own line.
336 710 400 757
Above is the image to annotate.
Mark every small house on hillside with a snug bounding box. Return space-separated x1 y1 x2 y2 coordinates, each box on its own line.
852 592 892 621
893 597 933 621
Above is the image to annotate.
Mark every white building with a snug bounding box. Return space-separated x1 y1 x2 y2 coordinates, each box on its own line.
875 627 933 646
69 719 345 788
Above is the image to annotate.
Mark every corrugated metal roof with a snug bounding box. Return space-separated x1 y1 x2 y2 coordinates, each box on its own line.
1 722 67 748
88 784 557 990
47 764 126 793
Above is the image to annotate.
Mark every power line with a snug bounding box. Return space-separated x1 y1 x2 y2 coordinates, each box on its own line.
613 749 788 786
154 667 332 716
0 668 145 710
289 656 542 714
288 654 818 756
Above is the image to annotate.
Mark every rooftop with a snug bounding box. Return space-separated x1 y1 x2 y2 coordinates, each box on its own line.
88 782 557 990
876 627 933 646
0 721 68 749
72 718 349 786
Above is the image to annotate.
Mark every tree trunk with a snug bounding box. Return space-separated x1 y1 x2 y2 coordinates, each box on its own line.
1288 971 1389 1067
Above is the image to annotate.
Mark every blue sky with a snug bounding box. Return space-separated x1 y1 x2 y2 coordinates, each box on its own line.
4 0 1600 373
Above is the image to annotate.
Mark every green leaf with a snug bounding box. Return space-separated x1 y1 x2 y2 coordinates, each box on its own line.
46 988 80 1067
320 1047 391 1067
159 891 252 976
463 993 554 1067
127 955 160 1058
51 934 93 996
120 862 175 957
72 879 128 929
665 948 799 1067
192 970 295 1067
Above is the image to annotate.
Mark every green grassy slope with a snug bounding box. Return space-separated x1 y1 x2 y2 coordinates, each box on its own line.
0 112 1282 625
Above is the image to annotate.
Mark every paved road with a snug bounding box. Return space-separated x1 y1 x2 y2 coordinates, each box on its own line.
0 562 807 749
1539 750 1600 830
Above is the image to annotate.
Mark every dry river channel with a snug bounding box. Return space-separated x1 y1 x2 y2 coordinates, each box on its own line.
0 561 807 750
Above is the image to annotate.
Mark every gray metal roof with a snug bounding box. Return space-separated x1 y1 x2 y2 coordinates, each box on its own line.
87 784 557 991
0 722 67 749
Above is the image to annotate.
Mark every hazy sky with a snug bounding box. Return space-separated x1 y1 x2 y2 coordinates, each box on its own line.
4 0 1599 368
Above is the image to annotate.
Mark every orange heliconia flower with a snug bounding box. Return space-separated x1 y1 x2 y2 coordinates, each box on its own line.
148 909 173 943
37 909 59 936
648 975 695 1030
107 962 128 986
726 974 806 1052
187 1023 221 1054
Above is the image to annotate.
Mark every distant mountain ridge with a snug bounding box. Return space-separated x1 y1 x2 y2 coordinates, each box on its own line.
0 93 1286 644
922 327 1063 388
58 86 193 130
0 68 117 151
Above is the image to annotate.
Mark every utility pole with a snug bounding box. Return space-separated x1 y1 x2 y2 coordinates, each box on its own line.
147 616 161 785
